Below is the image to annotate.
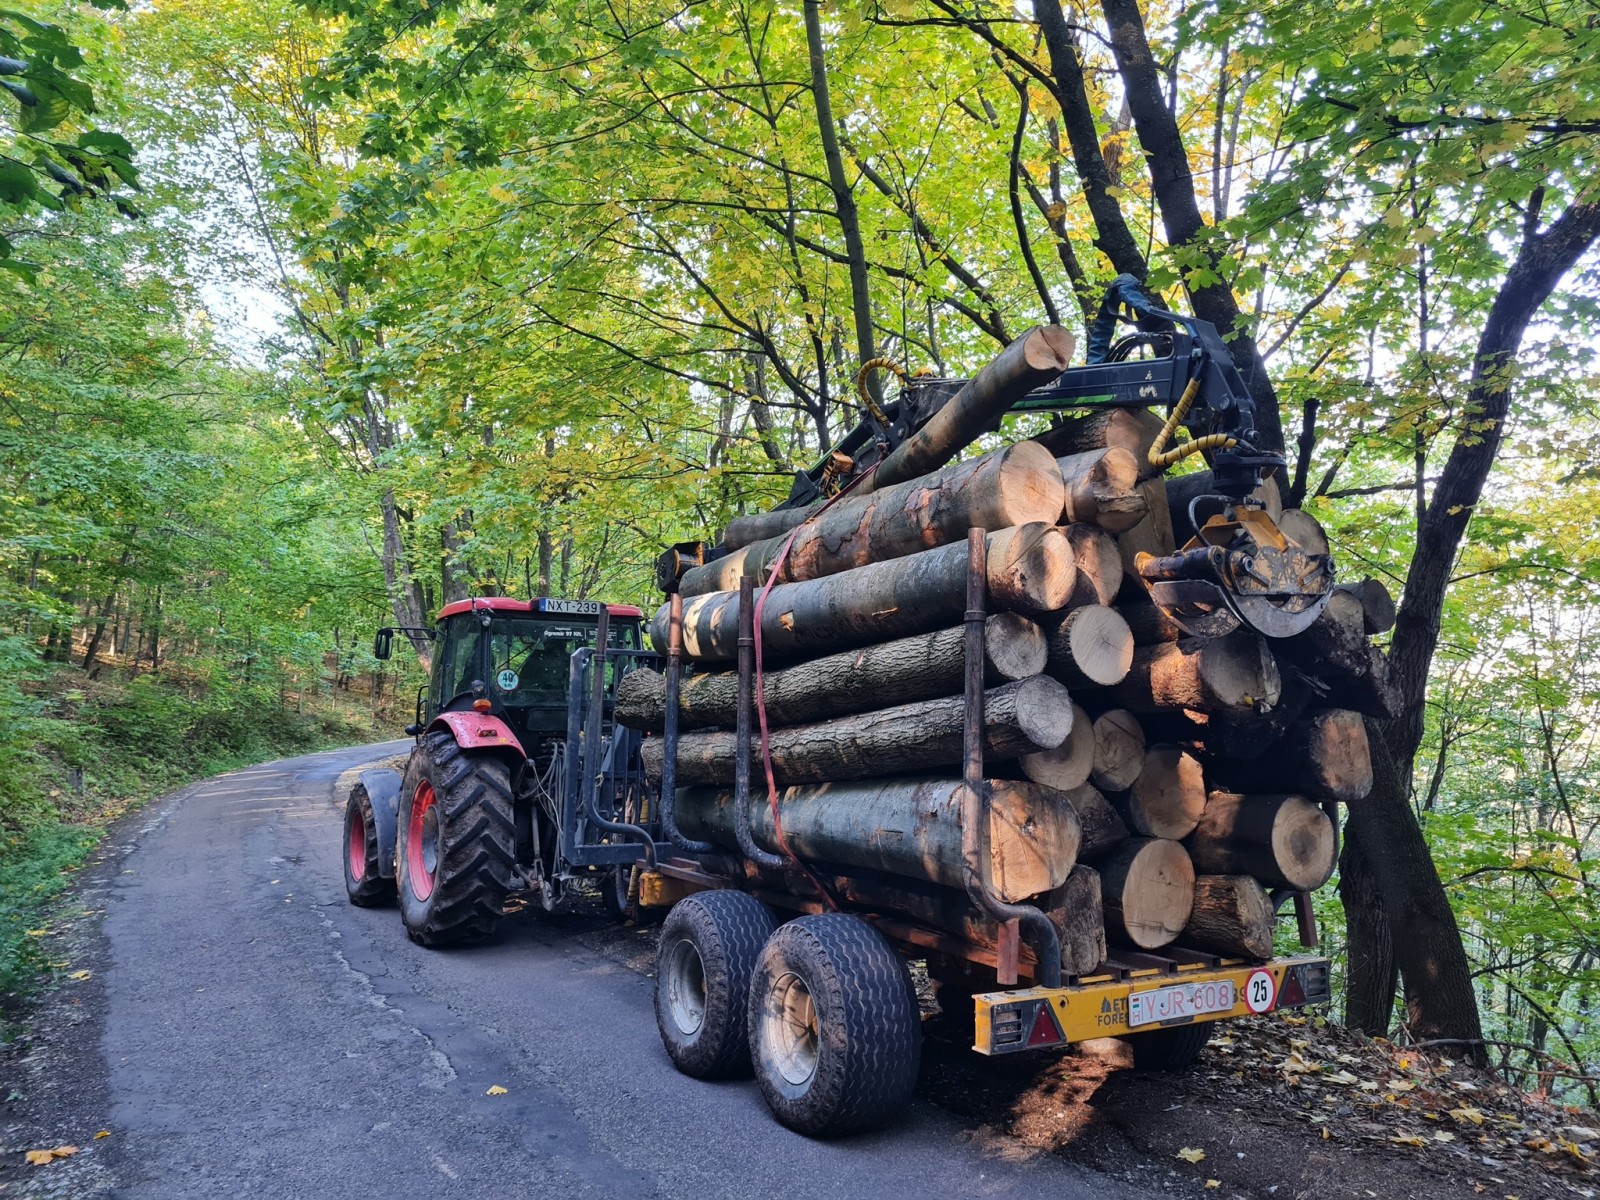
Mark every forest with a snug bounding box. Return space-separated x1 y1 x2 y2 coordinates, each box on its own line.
1 0 1596 1105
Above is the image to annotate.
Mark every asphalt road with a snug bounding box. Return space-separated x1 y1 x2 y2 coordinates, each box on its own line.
85 742 1153 1200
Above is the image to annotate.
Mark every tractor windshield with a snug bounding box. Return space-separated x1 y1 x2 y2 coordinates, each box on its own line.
430 613 641 714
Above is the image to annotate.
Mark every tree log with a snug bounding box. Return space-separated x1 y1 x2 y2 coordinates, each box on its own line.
615 614 1046 732
1275 508 1329 557
1181 875 1275 959
1336 577 1397 635
871 326 1077 490
720 506 813 552
1185 792 1336 891
1058 447 1148 533
1098 838 1195 949
1020 701 1093 790
1045 866 1107 976
1115 478 1176 600
1045 605 1133 689
1124 744 1206 839
1090 709 1146 791
1211 708 1373 803
673 776 1081 902
681 441 1066 597
1063 523 1123 606
650 523 1075 662
642 676 1073 787
1108 632 1281 715
1037 407 1165 477
1059 782 1130 857
1119 595 1183 644
1277 589 1401 718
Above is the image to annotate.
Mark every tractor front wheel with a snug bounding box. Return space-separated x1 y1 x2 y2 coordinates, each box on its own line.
343 783 396 907
395 732 517 946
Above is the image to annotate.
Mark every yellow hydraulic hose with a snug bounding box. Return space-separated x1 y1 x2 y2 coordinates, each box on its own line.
1148 375 1238 469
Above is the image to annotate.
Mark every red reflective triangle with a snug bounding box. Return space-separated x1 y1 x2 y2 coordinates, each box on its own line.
1280 970 1306 1007
1026 1003 1064 1047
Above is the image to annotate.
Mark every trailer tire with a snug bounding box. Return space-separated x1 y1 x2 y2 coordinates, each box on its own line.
748 914 921 1137
1126 1020 1215 1071
395 732 517 946
343 783 396 907
655 891 777 1080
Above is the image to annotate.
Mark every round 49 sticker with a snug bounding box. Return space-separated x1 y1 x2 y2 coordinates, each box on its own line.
1244 969 1277 1014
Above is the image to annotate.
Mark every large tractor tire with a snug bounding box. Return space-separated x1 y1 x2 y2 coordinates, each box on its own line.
343 782 396 907
395 731 517 947
748 914 922 1137
1125 1020 1214 1071
655 891 778 1080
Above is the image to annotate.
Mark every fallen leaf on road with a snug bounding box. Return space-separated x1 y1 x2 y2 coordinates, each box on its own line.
68 970 91 982
1391 1135 1427 1147
1449 1106 1485 1125
94 1131 110 1140
25 1146 79 1165
24 929 48 937
1205 1181 1221 1189
1177 1147 1206 1163
485 1085 508 1096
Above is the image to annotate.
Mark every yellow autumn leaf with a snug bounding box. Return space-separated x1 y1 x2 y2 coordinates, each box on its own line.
1205 1182 1221 1190
1449 1106 1485 1125
68 970 92 982
485 1085 508 1096
488 185 518 206
1391 1135 1427 1147
24 929 48 937
1176 1147 1206 1163
25 1145 79 1165
94 1130 111 1140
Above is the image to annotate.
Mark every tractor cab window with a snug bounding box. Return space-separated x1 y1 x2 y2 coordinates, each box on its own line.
485 617 642 702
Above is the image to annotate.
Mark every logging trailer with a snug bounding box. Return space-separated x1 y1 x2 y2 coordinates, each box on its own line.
342 277 1344 1137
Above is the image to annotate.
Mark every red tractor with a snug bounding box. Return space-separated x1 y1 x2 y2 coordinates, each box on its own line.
342 596 659 944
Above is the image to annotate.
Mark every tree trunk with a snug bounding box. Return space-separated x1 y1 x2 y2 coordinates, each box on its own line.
1108 633 1281 715
1046 866 1108 975
1098 838 1195 950
652 523 1075 662
1181 875 1275 959
1211 708 1373 803
616 614 1046 732
1061 782 1130 857
1115 478 1176 599
1336 578 1397 636
642 676 1073 787
1184 792 1335 891
680 440 1065 597
675 776 1081 902
1339 822 1398 1035
721 506 813 552
1038 407 1164 476
1278 589 1402 718
1045 605 1133 688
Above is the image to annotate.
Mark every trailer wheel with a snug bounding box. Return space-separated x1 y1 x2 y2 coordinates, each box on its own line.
1126 1020 1215 1071
601 865 636 924
395 731 517 946
748 914 921 1137
655 891 777 1079
343 783 396 907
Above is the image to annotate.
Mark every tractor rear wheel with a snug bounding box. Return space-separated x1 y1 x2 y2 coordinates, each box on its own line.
395 731 517 946
343 783 396 907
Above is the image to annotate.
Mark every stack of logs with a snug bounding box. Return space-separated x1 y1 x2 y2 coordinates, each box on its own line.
617 331 1393 980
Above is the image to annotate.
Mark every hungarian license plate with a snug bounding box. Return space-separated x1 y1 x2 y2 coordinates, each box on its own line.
539 598 602 616
1128 979 1236 1028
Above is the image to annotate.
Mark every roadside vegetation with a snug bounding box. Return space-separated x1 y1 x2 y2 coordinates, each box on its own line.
1 0 1596 1109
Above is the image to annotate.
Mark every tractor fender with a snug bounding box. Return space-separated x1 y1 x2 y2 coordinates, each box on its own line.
426 711 527 759
355 768 403 880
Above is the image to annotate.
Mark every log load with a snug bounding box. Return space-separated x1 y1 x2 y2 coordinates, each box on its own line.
1045 605 1134 688
1097 838 1196 949
674 776 1082 902
1180 875 1275 959
1020 701 1094 790
1059 782 1130 857
1336 577 1397 635
1123 744 1207 839
1185 792 1337 891
1115 477 1176 601
1210 708 1373 803
615 614 1046 732
1037 407 1166 477
649 522 1075 662
641 676 1073 788
720 505 812 553
1057 448 1149 533
1063 524 1123 606
1109 632 1282 716
1276 587 1401 718
870 326 1077 491
1045 866 1108 976
679 441 1066 598
1090 709 1146 792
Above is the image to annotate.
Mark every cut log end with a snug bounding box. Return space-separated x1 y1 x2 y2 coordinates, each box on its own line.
1047 605 1134 688
1090 709 1146 792
988 522 1077 615
1020 702 1093 791
1099 838 1195 950
1126 744 1206 840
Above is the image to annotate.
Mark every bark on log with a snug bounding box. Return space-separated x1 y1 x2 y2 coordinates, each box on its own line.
1336 577 1397 635
1277 589 1401 718
650 523 1075 662
1181 875 1275 959
1044 866 1108 976
1185 792 1336 891
1108 633 1282 715
615 614 1046 732
1124 744 1207 839
1045 605 1134 688
1211 708 1373 803
674 776 1081 902
1116 478 1176 600
1098 838 1195 950
1063 524 1123 606
1275 508 1329 557
1058 447 1148 533
871 326 1077 490
1091 709 1146 792
1037 407 1165 477
1119 595 1183 645
1020 701 1093 790
642 676 1073 787
1166 470 1283 540
1059 782 1130 857
681 441 1066 597
721 506 813 552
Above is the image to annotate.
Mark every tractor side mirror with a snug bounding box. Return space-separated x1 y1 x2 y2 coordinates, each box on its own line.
373 628 394 661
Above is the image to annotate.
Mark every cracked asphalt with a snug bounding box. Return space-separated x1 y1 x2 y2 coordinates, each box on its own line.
13 742 1153 1199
